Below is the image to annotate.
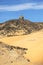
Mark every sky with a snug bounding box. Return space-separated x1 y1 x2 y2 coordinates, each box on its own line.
0 0 43 23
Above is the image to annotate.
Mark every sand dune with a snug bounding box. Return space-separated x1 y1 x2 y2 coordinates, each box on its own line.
0 30 43 64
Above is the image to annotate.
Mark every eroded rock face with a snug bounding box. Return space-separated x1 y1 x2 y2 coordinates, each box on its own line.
0 19 43 36
0 42 30 65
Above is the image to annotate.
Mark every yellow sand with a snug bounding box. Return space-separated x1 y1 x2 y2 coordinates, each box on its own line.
0 30 43 63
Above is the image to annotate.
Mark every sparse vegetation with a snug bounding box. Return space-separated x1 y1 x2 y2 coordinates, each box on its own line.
0 18 43 36
0 42 30 65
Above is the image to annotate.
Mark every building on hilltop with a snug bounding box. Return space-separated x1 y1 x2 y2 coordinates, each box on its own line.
19 16 24 20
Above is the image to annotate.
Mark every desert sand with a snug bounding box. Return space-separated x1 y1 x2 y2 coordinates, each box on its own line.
0 29 43 65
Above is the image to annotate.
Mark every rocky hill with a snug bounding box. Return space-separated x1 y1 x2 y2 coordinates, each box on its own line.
0 16 43 36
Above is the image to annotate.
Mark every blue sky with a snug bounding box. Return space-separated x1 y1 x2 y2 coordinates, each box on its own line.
0 0 43 23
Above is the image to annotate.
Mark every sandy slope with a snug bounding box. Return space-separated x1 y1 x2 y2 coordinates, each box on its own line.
0 30 43 64
0 42 30 65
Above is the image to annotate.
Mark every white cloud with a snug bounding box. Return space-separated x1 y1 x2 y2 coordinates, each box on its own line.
0 3 43 11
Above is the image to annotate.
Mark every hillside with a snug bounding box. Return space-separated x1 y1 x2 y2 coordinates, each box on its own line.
0 42 31 65
0 29 43 65
0 16 43 36
0 17 43 65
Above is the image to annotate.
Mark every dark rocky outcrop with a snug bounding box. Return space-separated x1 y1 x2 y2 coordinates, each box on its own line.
0 17 43 36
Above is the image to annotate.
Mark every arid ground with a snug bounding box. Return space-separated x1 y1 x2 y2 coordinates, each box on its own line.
0 29 43 65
